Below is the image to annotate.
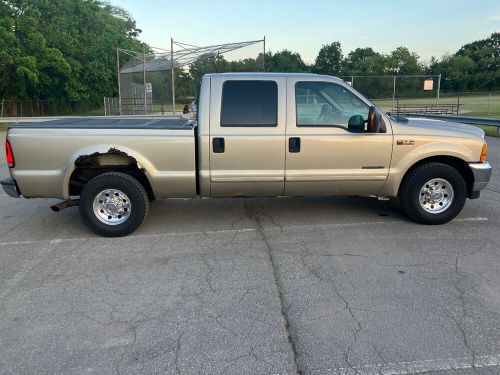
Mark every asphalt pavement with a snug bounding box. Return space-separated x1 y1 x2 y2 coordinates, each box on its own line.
1 131 499 374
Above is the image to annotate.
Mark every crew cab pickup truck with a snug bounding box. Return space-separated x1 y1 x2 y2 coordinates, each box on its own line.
2 73 492 236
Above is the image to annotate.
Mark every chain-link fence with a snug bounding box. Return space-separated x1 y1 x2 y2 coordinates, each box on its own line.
114 39 265 116
340 75 500 118
341 75 441 110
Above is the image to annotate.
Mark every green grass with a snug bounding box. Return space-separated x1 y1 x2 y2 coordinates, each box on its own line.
370 95 500 137
0 123 13 131
372 94 500 118
475 125 500 138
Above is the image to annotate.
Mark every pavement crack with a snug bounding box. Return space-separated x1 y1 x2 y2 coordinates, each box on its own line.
454 255 480 375
243 202 300 375
299 247 362 374
174 332 184 375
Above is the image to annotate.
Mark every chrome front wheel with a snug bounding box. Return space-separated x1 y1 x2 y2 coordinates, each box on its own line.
399 162 467 225
419 178 454 214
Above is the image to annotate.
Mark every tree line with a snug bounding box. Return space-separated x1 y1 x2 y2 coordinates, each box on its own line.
1 0 499 111
0 0 143 112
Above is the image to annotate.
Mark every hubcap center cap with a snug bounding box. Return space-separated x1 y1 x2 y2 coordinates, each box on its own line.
104 196 125 215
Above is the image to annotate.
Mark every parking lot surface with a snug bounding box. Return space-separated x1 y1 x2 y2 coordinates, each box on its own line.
1 132 500 374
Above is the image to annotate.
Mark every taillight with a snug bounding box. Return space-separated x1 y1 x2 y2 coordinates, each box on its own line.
480 143 487 163
6 140 15 168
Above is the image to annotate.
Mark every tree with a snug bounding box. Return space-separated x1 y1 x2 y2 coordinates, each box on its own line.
314 42 343 75
267 50 309 72
431 54 475 92
0 0 144 111
455 32 499 91
0 1 71 101
385 47 424 75
343 47 385 76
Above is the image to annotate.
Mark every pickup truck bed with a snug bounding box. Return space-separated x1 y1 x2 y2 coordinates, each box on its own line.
11 117 194 129
6 117 197 200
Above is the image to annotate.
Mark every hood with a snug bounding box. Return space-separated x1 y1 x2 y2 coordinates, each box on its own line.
395 117 485 139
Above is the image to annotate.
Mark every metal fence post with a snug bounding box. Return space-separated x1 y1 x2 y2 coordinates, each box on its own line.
117 46 122 116
0 98 4 118
263 35 266 72
488 92 491 117
171 38 176 115
143 43 147 115
392 76 397 111
436 74 441 106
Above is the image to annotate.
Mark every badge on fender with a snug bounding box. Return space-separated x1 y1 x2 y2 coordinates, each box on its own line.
397 140 415 145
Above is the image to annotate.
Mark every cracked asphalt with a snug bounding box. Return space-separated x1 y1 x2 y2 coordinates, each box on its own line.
1 132 500 375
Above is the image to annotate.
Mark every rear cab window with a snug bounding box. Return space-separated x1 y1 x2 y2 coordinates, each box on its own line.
221 81 278 127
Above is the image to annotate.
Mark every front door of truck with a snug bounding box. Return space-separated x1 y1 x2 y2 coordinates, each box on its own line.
209 76 287 197
284 77 393 196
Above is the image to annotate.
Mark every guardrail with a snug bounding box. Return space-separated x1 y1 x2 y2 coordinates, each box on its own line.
398 113 500 134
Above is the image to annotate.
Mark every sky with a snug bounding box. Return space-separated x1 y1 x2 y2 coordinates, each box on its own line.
112 0 500 64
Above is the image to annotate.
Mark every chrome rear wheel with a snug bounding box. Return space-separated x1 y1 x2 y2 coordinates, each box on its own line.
93 189 131 225
80 172 149 237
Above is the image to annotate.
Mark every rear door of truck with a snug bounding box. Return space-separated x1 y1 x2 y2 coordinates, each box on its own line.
208 76 287 197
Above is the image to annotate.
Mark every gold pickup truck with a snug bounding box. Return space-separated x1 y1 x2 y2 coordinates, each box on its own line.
2 73 492 236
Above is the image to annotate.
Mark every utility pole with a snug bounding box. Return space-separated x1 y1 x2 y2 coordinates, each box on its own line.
171 38 176 115
143 43 147 115
116 47 122 115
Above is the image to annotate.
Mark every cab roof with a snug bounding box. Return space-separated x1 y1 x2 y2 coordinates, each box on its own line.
203 72 345 83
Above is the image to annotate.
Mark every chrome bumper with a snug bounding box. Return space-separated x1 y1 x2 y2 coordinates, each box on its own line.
1 177 20 198
469 161 492 193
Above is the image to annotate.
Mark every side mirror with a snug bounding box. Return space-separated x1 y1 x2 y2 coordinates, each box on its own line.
348 115 365 132
367 106 381 133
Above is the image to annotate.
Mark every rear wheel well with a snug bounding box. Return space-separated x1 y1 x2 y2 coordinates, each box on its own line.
69 152 155 200
399 156 474 198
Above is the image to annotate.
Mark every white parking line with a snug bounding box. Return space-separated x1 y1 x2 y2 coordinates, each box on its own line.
316 353 500 374
0 217 490 247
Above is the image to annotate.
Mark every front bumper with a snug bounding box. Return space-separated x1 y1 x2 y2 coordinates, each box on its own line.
1 177 21 198
469 161 492 193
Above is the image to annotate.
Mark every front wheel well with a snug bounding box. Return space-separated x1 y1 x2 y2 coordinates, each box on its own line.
69 152 155 200
399 156 474 198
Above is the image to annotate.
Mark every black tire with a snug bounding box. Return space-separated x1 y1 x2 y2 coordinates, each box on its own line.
79 172 149 237
399 162 467 225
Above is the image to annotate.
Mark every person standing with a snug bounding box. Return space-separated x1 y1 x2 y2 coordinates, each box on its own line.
191 99 197 114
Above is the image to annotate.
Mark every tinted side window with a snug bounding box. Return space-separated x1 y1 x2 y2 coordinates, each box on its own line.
221 81 278 127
